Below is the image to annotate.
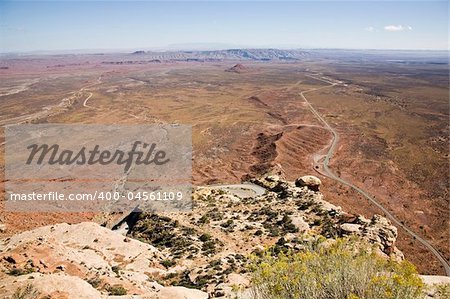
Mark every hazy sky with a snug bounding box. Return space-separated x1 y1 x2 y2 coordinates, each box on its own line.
0 1 448 52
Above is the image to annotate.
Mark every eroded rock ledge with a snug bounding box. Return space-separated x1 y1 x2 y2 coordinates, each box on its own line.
0 175 404 298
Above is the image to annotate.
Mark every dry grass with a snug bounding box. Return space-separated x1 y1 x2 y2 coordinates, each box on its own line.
250 238 425 299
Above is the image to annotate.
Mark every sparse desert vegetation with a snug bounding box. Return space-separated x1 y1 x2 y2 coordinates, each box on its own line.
250 238 424 299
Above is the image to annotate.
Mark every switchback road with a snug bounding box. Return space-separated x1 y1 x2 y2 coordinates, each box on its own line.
301 75 450 276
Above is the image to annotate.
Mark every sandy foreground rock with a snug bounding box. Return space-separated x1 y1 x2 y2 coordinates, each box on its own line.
0 222 208 298
0 272 208 298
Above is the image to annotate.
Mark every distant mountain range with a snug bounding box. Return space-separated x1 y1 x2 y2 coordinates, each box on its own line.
128 48 309 61
2 48 447 66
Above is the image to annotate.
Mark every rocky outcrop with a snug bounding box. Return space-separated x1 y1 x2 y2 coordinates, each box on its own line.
250 175 290 194
0 222 209 298
0 175 404 298
250 175 401 259
295 175 322 191
225 63 248 73
337 214 403 259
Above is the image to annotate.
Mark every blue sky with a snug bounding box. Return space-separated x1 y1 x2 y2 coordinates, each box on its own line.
0 1 448 52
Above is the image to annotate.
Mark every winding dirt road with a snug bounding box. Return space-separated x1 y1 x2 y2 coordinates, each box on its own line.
0 75 102 126
82 92 94 108
301 75 450 276
82 75 102 108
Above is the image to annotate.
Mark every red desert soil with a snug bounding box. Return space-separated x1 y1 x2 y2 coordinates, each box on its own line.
0 58 447 275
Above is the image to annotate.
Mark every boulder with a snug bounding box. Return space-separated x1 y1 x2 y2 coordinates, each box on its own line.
290 216 310 232
295 175 322 191
340 223 362 234
340 213 358 223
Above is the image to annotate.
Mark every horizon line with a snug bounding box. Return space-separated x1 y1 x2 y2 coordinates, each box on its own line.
1 46 449 56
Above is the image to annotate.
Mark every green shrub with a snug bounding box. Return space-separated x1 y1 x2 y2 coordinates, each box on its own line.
11 284 40 299
7 267 34 276
161 259 176 268
198 214 209 224
199 233 212 242
221 219 234 228
249 238 424 299
86 276 102 288
111 265 121 276
107 284 127 296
